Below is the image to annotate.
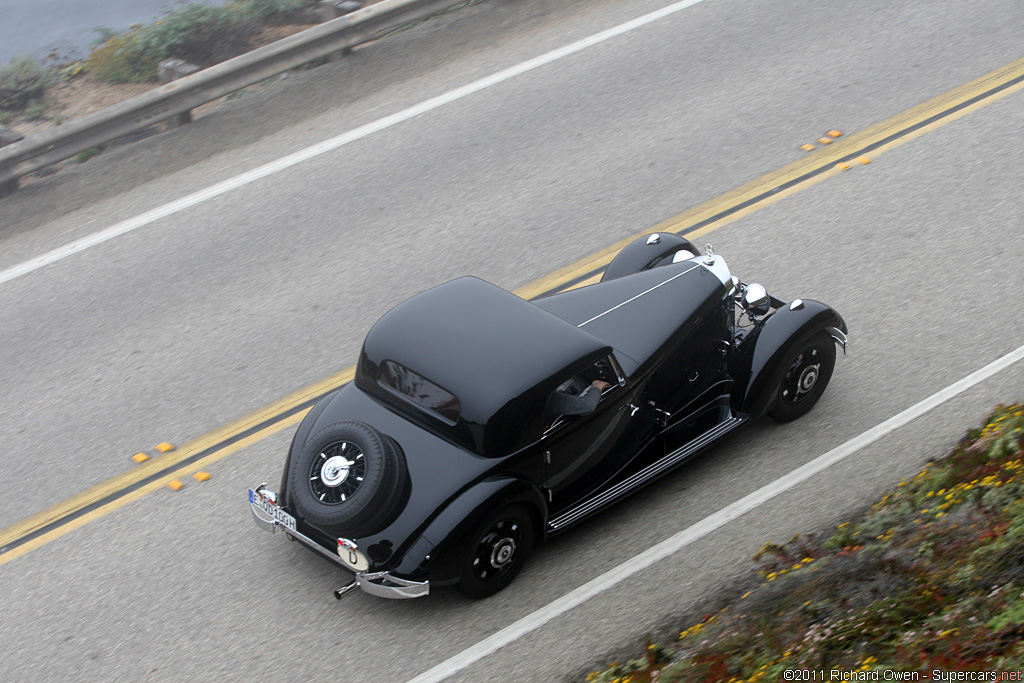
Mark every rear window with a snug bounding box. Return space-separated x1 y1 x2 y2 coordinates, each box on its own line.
377 360 461 425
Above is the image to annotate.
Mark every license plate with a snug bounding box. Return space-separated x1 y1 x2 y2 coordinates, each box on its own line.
249 489 297 532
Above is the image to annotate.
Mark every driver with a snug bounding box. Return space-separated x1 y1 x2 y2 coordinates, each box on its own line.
545 376 610 424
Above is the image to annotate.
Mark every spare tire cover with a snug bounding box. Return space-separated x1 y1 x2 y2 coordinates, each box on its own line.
288 421 408 538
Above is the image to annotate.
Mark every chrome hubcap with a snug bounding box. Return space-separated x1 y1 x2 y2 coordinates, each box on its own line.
798 364 819 393
781 348 822 405
491 539 516 568
309 441 365 505
472 519 521 581
320 455 352 486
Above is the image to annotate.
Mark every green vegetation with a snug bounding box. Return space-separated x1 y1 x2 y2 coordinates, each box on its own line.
87 27 162 83
75 146 102 163
0 57 51 111
88 0 317 83
23 100 47 121
585 404 1024 682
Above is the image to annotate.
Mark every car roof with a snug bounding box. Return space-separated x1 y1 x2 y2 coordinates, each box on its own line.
356 277 610 456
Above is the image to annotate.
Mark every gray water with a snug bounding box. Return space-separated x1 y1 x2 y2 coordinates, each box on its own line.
1 0 217 64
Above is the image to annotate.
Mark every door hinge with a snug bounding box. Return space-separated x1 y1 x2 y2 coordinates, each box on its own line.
648 401 671 427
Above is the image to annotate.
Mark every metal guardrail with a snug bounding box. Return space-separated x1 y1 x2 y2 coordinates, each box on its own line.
0 0 469 197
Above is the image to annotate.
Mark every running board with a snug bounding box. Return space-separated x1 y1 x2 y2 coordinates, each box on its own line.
548 415 745 531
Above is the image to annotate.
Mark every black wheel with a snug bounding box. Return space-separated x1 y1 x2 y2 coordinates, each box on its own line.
288 421 408 537
456 505 535 599
767 330 836 423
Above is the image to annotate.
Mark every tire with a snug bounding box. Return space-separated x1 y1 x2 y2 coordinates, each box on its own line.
767 330 837 423
288 421 408 538
456 505 535 599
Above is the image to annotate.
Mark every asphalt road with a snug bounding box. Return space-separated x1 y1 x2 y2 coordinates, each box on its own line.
1 0 1023 680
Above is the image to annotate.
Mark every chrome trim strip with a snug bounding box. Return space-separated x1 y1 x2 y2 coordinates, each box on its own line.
249 486 429 599
579 264 700 327
702 254 732 287
356 572 430 599
548 415 745 530
250 501 282 534
828 328 849 354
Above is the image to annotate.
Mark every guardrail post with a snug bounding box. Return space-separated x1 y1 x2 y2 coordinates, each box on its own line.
0 126 24 197
158 59 202 128
319 0 363 59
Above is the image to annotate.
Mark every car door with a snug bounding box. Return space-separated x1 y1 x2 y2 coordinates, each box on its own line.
541 353 654 510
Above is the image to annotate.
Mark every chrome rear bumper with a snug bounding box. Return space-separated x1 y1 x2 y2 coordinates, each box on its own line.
248 484 429 599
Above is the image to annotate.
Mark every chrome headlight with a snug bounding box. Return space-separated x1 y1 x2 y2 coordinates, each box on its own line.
743 283 770 316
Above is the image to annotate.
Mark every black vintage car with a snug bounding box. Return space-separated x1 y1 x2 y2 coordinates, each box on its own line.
249 234 847 599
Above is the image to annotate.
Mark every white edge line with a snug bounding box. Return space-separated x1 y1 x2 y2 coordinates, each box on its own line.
405 342 1024 683
0 0 710 287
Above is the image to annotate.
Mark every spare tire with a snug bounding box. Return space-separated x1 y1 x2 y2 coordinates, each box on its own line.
288 421 408 538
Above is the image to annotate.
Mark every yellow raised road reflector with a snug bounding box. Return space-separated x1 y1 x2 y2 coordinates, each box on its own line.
799 143 816 152
858 156 873 165
155 442 175 453
131 452 150 463
167 480 184 491
817 137 834 145
827 130 843 138
836 162 852 170
192 471 211 482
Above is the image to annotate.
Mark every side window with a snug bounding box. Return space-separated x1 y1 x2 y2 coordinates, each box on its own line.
543 354 625 434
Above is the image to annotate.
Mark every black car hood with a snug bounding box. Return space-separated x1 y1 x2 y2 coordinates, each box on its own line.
533 260 727 374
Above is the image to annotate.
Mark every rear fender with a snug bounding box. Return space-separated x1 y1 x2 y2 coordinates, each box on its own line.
602 233 702 282
279 390 339 505
730 300 846 418
396 477 547 585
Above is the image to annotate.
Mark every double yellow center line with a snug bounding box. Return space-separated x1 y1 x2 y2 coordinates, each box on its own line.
3 55 1023 567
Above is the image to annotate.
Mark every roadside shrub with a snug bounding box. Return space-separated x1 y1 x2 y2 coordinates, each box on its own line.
24 100 46 121
138 4 259 66
76 147 102 163
0 57 51 111
237 0 313 22
58 61 88 81
89 29 160 83
88 0 318 82
584 404 1024 682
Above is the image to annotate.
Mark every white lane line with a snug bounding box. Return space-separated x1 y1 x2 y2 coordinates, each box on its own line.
0 0 711 287
405 342 1024 683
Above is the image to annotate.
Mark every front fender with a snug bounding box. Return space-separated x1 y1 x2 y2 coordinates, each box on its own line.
601 233 701 282
392 476 546 585
731 300 847 418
